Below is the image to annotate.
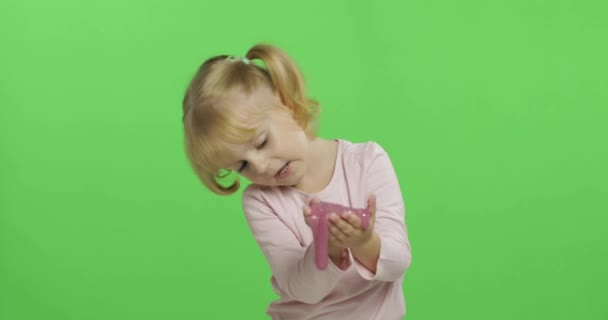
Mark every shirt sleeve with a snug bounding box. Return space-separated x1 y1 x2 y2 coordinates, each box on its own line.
242 188 349 304
353 143 413 281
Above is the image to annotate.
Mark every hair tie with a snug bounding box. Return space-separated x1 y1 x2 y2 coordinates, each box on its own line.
225 56 251 64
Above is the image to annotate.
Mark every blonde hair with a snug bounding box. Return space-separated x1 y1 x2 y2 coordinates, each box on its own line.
182 44 320 196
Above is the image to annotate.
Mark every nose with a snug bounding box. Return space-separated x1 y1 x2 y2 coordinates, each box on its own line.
248 154 271 176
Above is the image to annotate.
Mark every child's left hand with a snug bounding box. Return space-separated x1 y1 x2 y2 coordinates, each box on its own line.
329 195 377 250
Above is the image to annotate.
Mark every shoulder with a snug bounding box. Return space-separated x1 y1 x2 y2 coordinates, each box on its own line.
242 183 273 205
338 139 392 166
241 184 274 218
241 183 301 214
337 139 399 187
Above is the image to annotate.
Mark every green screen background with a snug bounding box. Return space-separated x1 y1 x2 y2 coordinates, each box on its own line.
1 0 606 319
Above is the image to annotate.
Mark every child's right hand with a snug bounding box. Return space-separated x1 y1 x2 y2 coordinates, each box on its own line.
302 197 321 228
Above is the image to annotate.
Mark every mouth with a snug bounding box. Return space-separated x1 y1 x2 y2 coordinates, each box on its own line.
275 161 291 179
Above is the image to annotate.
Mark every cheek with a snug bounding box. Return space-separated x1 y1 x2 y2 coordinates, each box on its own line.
280 134 306 156
270 123 308 156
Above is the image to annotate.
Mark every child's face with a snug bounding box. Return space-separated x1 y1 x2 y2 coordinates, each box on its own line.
222 88 311 188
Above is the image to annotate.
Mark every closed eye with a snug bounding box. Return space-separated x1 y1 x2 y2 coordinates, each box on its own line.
237 135 268 173
257 137 268 149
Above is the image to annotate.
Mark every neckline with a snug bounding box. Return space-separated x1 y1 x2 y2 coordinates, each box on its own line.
289 138 343 197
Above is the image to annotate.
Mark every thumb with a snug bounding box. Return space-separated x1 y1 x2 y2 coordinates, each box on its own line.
367 194 377 223
303 205 313 227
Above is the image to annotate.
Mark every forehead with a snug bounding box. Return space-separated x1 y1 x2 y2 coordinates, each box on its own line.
224 86 281 114
219 87 280 168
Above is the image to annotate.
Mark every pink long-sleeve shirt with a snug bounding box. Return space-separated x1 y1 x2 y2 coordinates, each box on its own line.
241 139 412 320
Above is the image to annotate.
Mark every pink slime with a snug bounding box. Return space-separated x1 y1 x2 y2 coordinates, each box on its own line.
309 201 371 270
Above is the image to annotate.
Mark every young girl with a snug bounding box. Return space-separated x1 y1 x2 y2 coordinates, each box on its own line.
181 44 412 319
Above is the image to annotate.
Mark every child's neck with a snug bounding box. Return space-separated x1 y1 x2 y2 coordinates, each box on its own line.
294 138 338 193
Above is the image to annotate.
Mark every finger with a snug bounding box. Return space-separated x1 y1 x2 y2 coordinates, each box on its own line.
330 224 348 241
329 213 341 225
330 213 352 233
309 197 321 206
367 194 376 212
368 194 377 220
303 205 311 215
332 218 357 239
341 211 362 229
302 205 312 226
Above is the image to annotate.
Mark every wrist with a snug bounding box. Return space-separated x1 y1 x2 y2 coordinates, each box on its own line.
351 232 380 257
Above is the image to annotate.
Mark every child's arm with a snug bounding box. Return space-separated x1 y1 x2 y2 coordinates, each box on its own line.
353 143 412 281
242 188 347 304
327 196 381 273
351 232 381 272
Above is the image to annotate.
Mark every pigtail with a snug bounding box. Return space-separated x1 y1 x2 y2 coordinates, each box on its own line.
245 44 320 135
205 170 240 196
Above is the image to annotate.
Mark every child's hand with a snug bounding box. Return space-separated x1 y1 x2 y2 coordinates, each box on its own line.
302 199 316 228
328 195 377 251
303 198 347 265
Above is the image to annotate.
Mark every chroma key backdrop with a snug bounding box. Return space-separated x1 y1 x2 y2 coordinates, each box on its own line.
1 0 607 319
